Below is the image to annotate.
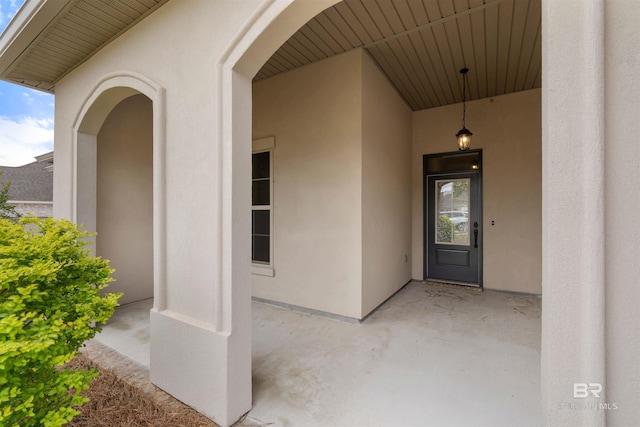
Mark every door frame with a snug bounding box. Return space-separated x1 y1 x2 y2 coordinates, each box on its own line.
423 149 483 286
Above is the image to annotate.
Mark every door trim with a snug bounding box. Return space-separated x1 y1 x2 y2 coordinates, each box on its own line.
423 150 483 286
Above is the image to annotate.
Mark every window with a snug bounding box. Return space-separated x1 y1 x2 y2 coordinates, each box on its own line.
252 137 275 276
252 151 271 263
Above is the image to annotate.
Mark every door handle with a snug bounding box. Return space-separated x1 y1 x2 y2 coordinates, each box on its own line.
473 222 478 248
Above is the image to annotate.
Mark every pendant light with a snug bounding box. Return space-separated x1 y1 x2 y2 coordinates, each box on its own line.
456 68 472 151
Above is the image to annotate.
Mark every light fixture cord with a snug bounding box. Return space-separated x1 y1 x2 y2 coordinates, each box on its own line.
462 70 467 128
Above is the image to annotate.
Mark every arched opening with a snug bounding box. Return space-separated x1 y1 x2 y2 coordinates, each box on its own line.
96 94 153 304
73 74 165 368
226 0 542 425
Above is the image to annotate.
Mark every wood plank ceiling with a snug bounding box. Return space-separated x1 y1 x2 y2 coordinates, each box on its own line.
4 0 168 91
255 0 541 111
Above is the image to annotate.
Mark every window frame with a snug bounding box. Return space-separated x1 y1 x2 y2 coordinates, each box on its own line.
251 136 275 277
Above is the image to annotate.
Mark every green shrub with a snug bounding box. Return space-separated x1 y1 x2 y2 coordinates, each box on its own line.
437 215 453 242
0 217 121 427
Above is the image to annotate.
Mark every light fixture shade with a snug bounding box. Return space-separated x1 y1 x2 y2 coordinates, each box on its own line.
456 127 472 151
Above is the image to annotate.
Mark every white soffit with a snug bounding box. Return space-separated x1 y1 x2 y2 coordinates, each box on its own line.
0 0 168 92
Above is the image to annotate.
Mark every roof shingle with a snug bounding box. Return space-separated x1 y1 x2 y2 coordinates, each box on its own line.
0 161 53 202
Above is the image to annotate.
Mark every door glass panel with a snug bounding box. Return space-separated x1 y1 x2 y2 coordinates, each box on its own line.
435 178 470 245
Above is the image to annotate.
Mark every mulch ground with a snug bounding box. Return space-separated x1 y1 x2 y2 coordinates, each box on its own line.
65 355 219 427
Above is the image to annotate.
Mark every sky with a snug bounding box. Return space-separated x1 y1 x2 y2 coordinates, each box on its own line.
0 0 55 167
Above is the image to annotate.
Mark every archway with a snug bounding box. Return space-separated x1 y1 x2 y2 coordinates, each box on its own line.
221 0 546 425
73 73 166 309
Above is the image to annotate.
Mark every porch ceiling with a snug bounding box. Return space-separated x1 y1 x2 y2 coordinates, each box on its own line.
256 0 541 111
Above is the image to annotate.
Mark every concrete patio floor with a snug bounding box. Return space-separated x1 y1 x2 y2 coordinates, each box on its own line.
92 281 541 426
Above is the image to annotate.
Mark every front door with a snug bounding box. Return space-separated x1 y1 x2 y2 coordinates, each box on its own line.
424 152 482 285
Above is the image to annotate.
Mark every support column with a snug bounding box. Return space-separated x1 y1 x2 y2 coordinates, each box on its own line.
603 1 640 424
541 1 605 425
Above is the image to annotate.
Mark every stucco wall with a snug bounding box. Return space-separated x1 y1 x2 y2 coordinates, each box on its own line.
252 49 363 319
97 94 153 304
252 49 413 319
412 89 542 294
604 1 640 423
361 53 413 316
53 0 262 324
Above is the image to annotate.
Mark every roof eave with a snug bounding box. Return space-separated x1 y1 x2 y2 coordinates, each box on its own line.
0 0 72 92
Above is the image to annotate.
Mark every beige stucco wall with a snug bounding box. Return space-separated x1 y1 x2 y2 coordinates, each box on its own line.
412 89 542 294
53 0 262 322
604 2 640 422
96 94 153 304
540 0 640 423
252 49 363 319
361 53 413 316
252 49 413 319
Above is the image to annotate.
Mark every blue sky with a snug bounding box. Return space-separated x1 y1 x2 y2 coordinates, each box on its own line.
0 0 54 166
